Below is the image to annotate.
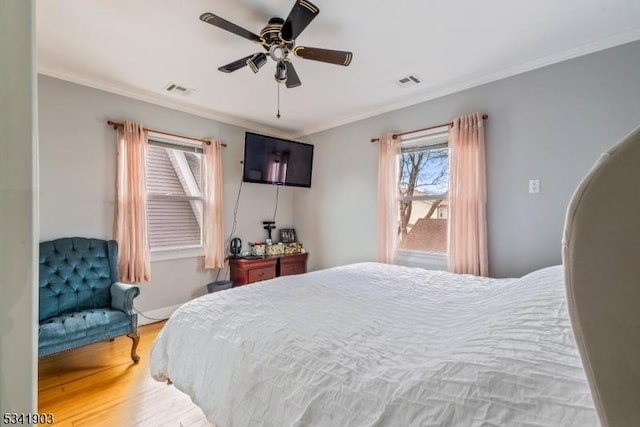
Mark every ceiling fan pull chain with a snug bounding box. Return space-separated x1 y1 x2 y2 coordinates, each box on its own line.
277 82 281 119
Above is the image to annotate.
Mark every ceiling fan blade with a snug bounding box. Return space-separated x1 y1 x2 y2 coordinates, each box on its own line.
280 0 320 42
293 46 353 66
218 55 254 73
284 61 301 88
200 12 262 43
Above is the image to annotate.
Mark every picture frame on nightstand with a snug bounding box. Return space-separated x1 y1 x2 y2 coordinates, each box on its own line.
279 228 297 243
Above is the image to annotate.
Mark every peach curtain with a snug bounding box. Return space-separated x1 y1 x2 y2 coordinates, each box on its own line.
203 139 225 269
377 132 401 263
114 120 151 283
448 113 489 276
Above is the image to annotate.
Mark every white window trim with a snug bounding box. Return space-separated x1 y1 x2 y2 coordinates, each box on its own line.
400 126 448 145
395 249 447 271
150 246 205 262
148 131 202 149
399 193 447 202
147 134 205 259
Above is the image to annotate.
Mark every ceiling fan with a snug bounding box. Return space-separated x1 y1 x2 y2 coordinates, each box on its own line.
200 0 353 89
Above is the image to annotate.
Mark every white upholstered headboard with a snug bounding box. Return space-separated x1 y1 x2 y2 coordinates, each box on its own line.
563 125 640 427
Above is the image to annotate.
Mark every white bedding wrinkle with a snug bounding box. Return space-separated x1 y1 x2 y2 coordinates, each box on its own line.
150 262 599 427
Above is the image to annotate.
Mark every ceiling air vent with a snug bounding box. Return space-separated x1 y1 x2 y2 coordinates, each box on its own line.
164 82 194 96
395 74 422 88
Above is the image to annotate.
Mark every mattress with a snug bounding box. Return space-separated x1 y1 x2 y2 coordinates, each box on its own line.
150 262 599 427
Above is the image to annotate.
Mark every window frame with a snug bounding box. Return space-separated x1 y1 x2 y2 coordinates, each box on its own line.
146 132 205 261
395 127 450 269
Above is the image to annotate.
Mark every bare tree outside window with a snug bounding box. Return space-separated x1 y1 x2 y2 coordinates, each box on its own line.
398 144 449 253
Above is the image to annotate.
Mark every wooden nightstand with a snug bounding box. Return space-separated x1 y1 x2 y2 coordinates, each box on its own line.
229 253 308 286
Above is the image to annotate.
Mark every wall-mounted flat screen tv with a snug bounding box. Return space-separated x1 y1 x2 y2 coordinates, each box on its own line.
243 132 314 188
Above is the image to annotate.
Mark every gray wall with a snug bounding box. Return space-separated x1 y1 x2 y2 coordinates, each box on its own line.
0 0 38 414
295 40 640 278
38 75 294 315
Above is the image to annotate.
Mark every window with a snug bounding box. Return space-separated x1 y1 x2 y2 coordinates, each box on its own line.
146 137 203 252
397 131 449 255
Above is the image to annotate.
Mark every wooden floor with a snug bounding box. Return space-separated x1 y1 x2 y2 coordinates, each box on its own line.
38 321 215 427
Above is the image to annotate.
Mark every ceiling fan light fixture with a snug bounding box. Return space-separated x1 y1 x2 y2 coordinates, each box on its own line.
269 45 287 62
275 61 287 82
247 53 267 73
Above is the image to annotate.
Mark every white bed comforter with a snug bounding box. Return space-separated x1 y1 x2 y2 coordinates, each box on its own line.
150 263 599 427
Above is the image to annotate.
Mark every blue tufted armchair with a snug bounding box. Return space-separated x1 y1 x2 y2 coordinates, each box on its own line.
39 237 141 362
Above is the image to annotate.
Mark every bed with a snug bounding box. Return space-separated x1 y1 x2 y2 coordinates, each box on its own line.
151 125 640 427
151 262 599 427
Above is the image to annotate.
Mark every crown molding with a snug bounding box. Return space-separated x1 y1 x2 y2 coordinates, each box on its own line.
38 26 640 141
37 64 292 139
294 28 640 138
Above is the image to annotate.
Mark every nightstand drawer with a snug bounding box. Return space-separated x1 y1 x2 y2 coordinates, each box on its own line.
248 266 276 283
279 261 305 276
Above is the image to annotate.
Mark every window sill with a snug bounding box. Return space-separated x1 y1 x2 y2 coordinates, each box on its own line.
151 246 204 262
395 249 448 271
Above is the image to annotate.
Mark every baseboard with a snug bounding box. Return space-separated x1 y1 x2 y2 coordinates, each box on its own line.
136 303 182 326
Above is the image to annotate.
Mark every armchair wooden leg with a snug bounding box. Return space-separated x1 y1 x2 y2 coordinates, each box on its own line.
127 332 140 363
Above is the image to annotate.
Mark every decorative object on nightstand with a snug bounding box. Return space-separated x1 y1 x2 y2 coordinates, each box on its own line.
229 237 242 257
250 242 266 256
266 242 285 256
279 228 297 243
263 221 276 240
283 242 303 255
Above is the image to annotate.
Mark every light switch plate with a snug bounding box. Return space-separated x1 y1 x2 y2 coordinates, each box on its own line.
529 179 541 193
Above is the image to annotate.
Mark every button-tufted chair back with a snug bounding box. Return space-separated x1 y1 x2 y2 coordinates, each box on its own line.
39 237 119 321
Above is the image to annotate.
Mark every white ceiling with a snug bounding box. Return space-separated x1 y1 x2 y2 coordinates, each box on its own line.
37 0 640 137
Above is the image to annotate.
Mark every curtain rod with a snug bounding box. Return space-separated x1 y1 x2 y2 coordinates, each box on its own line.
106 120 227 147
370 114 489 143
